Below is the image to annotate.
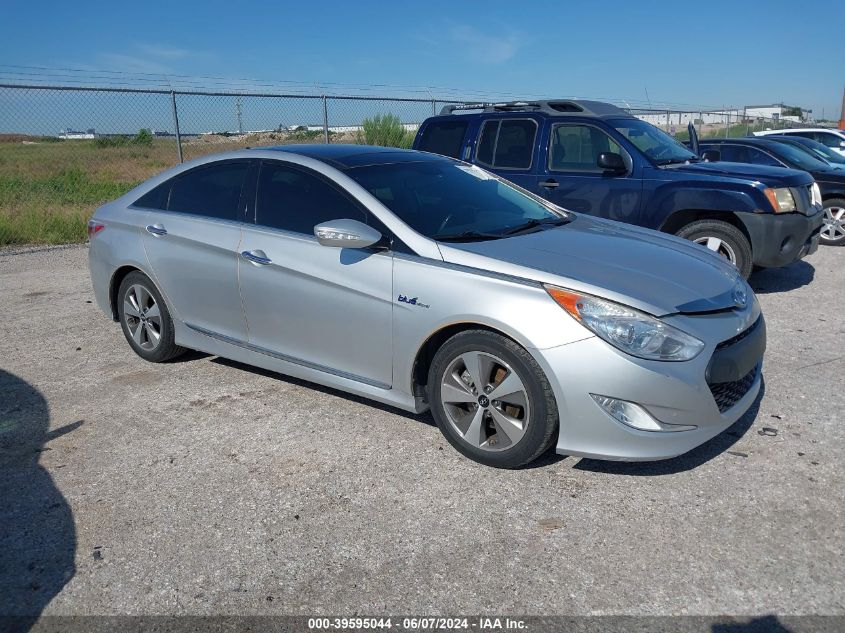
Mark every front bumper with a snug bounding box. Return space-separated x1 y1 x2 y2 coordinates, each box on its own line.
740 209 823 268
533 308 764 461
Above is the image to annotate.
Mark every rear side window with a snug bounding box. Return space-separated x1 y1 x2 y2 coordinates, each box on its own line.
475 119 537 169
417 120 468 159
256 161 366 235
167 161 250 221
134 181 170 210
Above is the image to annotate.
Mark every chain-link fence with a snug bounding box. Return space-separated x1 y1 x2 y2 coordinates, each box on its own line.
0 84 820 246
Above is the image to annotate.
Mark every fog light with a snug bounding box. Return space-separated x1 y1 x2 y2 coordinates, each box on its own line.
590 395 697 432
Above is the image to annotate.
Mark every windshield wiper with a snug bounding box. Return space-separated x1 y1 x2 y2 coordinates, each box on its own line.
432 230 506 242
501 216 571 236
655 157 698 166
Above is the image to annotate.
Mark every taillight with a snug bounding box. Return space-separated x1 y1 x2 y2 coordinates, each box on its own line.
87 220 105 239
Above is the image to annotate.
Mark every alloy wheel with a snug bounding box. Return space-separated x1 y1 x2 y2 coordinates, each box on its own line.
693 236 738 264
123 284 162 351
822 206 845 242
439 351 530 452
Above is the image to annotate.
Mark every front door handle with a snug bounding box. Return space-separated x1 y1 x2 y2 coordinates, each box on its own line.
145 224 167 236
540 179 559 189
241 250 272 266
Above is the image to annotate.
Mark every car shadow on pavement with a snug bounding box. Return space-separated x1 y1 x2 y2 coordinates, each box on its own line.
0 370 79 633
711 614 795 632
210 357 434 425
573 378 765 476
749 260 814 294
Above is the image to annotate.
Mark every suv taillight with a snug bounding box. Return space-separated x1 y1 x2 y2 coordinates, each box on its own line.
87 220 104 239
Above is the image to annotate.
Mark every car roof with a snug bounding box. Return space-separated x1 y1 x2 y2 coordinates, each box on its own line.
438 99 634 120
255 144 452 169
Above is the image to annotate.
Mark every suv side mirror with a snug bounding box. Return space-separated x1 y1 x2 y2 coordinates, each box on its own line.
597 152 626 172
702 149 721 162
314 219 382 249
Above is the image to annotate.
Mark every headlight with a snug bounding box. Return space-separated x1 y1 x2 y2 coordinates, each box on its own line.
811 182 822 208
545 286 705 361
763 187 796 213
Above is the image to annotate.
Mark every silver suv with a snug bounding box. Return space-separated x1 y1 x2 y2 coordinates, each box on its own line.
88 145 765 468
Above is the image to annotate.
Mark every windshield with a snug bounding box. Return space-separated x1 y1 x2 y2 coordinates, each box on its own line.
345 160 565 240
768 141 831 171
788 138 845 165
609 117 697 164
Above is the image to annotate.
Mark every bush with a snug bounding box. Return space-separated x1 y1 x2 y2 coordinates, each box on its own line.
94 128 154 149
357 114 414 148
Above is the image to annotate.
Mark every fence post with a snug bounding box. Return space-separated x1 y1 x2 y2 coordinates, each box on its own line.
666 110 670 132
170 90 183 163
724 107 729 138
431 99 436 116
698 110 703 137
322 96 329 144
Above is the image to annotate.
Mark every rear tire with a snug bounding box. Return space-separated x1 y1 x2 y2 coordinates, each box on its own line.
117 271 185 363
676 219 753 278
427 330 558 469
821 198 845 246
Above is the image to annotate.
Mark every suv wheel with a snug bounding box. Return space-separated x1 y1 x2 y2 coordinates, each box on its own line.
117 271 185 362
676 219 753 278
821 199 845 246
427 330 558 469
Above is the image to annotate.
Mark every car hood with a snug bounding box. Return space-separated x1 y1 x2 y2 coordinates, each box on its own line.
668 160 812 186
437 215 745 316
811 168 845 185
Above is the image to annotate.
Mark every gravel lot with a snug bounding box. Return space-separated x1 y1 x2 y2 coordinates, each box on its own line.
0 244 842 620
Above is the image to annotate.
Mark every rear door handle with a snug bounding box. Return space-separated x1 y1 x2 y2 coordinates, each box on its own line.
241 250 272 266
540 179 559 189
145 224 167 236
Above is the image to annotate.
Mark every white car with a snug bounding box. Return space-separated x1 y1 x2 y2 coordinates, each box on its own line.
754 128 845 158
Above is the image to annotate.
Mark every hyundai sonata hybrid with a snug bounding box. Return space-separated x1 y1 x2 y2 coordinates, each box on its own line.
88 145 765 468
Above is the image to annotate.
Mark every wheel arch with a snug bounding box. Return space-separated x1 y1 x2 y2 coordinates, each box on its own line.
660 209 752 247
410 322 527 403
109 265 154 321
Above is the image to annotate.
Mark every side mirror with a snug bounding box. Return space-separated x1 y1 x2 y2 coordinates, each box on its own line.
314 218 382 249
597 152 626 172
702 149 721 162
839 140 845 149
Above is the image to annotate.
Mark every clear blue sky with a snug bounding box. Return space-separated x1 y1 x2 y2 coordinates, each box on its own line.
1 0 843 117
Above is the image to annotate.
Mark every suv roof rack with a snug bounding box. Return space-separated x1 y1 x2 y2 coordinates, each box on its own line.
439 99 631 118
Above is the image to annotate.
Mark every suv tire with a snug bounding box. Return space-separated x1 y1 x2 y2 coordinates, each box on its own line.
676 219 753 278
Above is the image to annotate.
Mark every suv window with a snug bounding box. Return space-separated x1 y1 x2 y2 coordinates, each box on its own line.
417 120 468 159
814 132 844 149
718 144 781 167
475 119 537 169
550 124 623 171
166 161 250 221
256 161 366 235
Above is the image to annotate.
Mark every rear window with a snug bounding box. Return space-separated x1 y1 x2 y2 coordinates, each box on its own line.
417 120 468 159
475 119 537 170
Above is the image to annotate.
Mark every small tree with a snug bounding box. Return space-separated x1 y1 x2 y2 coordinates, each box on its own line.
357 114 414 148
132 128 154 146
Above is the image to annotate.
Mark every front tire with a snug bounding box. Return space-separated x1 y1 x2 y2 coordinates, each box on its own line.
821 198 845 246
676 219 753 278
427 330 558 468
117 271 185 362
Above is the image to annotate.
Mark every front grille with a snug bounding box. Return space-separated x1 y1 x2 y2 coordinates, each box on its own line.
716 316 761 351
709 366 758 413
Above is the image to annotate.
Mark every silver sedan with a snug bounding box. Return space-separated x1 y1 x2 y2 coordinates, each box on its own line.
88 145 765 468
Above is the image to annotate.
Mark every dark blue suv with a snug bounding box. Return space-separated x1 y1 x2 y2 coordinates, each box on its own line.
413 100 823 277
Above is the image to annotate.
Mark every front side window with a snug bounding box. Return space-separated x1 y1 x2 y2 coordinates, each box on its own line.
417 120 468 159
475 119 537 169
167 161 250 221
609 118 696 165
550 124 623 172
345 159 563 239
256 161 366 235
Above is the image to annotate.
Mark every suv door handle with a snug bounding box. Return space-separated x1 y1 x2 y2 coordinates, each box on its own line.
241 250 272 266
145 224 167 236
540 179 559 189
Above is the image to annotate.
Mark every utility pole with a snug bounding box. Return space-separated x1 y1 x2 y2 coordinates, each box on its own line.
839 86 845 130
236 96 243 134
